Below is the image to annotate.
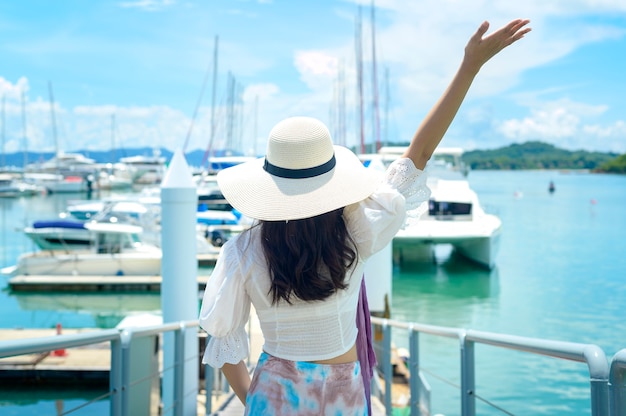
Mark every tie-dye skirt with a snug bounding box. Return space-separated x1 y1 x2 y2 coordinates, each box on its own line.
245 352 367 416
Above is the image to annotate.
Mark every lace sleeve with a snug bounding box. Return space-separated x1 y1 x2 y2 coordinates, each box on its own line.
385 158 431 222
202 326 250 368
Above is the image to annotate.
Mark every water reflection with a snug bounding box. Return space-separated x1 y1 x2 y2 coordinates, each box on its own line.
0 387 108 414
394 250 500 300
12 292 162 329
390 251 500 328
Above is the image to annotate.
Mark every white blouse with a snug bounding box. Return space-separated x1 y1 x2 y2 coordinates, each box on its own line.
199 158 430 368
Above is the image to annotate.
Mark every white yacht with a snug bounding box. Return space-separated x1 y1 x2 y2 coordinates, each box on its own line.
362 147 502 269
0 173 44 197
119 151 167 185
6 223 163 276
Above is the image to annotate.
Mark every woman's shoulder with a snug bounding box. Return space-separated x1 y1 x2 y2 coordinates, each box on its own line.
222 226 265 265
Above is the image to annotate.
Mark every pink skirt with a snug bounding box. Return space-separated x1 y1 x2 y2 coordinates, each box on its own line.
245 352 367 416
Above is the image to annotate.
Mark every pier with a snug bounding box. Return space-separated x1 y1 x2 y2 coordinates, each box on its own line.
7 274 210 292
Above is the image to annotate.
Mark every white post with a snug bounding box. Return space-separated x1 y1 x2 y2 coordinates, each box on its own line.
160 149 198 416
364 243 392 314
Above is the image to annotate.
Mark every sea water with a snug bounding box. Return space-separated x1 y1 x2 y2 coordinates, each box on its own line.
0 170 624 415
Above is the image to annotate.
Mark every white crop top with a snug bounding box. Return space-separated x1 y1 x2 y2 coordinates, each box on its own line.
198 158 430 368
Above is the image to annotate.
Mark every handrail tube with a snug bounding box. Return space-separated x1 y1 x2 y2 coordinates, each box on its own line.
610 349 626 416
0 329 120 358
371 316 461 339
466 329 606 366
124 320 199 339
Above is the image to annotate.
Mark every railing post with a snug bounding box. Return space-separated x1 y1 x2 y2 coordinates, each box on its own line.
205 364 214 414
583 344 610 416
382 321 393 415
174 323 186 416
408 326 419 416
459 332 475 416
109 335 122 416
120 329 133 416
609 349 626 416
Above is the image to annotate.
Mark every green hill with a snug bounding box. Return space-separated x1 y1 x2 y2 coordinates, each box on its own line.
462 141 620 170
596 153 626 173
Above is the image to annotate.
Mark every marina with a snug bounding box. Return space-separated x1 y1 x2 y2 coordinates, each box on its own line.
0 168 625 415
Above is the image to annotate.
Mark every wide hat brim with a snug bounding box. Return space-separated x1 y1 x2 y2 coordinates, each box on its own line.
217 145 383 221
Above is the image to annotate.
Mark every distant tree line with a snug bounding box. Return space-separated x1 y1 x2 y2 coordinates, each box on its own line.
462 141 622 172
2 141 625 173
596 153 626 173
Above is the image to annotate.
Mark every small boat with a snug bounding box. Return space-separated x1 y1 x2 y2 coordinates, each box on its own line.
119 151 167 185
7 222 163 276
361 147 502 269
0 173 44 197
23 172 92 193
19 195 240 272
24 219 94 250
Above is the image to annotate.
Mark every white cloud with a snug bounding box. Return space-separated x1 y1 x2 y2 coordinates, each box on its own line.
117 0 177 11
495 99 626 152
294 51 339 90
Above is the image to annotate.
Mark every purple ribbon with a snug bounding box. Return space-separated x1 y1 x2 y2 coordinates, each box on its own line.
356 275 377 415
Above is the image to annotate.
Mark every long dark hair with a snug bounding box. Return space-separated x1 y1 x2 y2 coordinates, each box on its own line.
260 208 357 305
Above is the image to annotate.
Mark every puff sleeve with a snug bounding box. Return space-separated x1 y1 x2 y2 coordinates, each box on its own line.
198 239 251 368
345 158 430 258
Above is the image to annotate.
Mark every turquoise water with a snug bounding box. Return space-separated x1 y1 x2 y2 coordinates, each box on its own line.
1 170 625 415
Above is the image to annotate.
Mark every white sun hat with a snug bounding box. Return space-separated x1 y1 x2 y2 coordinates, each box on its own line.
217 116 383 221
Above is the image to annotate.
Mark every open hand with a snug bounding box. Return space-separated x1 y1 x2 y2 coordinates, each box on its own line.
464 19 531 71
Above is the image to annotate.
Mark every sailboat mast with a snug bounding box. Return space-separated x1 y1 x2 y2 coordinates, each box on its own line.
339 61 346 147
202 35 219 168
384 66 389 148
253 94 258 156
371 0 381 152
1 95 5 168
48 81 59 170
21 91 28 171
355 7 365 154
111 114 116 163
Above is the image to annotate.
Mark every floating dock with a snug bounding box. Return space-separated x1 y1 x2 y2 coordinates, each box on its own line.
8 275 210 292
0 328 110 387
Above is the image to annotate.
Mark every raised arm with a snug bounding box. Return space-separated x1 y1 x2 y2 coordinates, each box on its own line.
403 18 531 169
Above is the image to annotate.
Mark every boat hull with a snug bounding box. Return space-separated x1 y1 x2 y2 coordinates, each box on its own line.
15 250 163 276
393 214 502 269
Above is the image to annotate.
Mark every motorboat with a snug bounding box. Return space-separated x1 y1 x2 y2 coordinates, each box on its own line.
24 219 96 250
0 173 44 197
19 196 241 274
6 223 163 276
362 147 502 269
119 151 167 185
23 172 92 193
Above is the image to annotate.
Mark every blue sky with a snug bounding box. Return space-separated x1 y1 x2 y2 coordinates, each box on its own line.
1 0 625 158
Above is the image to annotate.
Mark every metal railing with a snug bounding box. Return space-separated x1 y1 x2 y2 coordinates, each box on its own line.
369 316 626 416
0 319 624 416
0 320 228 416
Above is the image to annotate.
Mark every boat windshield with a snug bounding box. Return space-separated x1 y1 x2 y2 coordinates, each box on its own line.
428 200 472 219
